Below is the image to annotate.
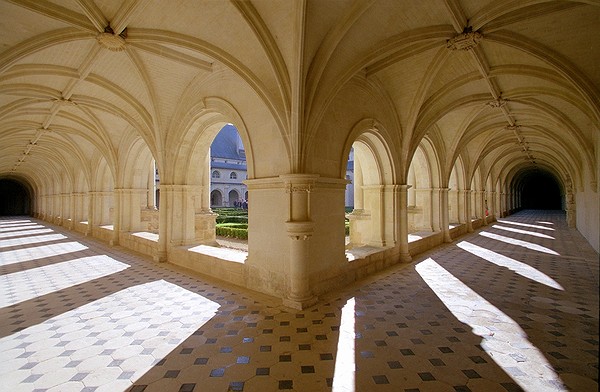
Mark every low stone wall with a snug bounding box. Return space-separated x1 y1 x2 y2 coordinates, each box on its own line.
169 245 247 288
119 232 159 258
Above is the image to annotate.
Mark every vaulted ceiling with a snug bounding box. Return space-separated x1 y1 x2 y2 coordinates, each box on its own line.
0 0 598 192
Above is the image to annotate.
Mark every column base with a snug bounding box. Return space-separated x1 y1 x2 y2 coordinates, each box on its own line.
400 252 412 263
153 251 168 263
282 295 318 310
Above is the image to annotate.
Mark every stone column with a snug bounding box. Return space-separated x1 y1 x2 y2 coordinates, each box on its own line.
202 152 212 213
347 156 370 246
87 191 96 236
440 188 452 243
457 189 466 224
398 185 412 262
465 189 473 232
414 188 432 231
68 192 76 229
493 190 499 220
282 175 318 310
110 189 121 246
566 189 576 227
71 192 85 230
156 191 168 262
347 208 370 247
363 185 386 247
116 188 146 233
430 188 441 232
353 157 364 210
481 191 488 226
193 183 218 244
161 184 196 247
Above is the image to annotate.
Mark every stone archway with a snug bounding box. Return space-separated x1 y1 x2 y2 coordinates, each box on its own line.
0 179 31 216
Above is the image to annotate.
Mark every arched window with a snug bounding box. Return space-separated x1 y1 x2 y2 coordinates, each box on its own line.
212 170 220 179
230 172 237 180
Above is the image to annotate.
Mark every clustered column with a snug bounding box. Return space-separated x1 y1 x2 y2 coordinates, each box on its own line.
282 175 317 310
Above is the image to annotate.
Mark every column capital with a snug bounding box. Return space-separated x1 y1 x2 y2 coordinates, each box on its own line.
113 188 148 194
158 184 201 192
245 175 347 191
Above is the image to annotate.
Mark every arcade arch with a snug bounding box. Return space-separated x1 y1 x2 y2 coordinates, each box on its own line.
345 126 397 249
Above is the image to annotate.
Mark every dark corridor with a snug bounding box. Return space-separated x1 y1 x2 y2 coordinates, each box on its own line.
0 179 31 216
520 171 562 210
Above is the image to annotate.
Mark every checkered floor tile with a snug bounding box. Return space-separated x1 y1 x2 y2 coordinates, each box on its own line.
0 211 597 391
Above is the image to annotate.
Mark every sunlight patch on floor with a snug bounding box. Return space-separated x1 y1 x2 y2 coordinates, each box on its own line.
0 233 68 249
479 231 559 255
0 242 89 266
0 224 46 233
332 297 356 392
0 228 55 240
492 225 555 239
0 255 130 307
497 220 555 231
415 258 566 391
0 280 219 391
456 241 563 290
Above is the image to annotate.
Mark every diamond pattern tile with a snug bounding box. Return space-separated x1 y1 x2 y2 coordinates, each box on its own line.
0 212 598 391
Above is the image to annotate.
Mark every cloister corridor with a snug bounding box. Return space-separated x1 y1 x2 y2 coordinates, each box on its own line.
1 210 597 392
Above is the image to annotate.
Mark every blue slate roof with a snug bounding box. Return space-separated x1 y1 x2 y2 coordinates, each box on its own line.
212 162 247 170
210 124 245 160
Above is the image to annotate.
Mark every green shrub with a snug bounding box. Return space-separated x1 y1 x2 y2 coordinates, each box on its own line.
214 208 248 224
217 223 248 229
216 215 248 224
216 226 248 240
345 221 350 236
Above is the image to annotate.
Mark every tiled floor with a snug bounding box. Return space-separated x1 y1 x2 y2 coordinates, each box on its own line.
0 211 598 392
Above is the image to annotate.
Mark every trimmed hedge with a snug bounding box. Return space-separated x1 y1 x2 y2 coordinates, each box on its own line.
216 215 248 224
214 208 249 239
216 226 248 240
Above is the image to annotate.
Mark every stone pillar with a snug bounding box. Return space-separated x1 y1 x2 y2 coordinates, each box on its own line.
110 189 121 246
87 192 96 236
414 188 432 231
457 189 466 224
440 188 452 243
481 191 488 225
465 189 474 232
68 193 75 229
347 156 369 246
161 184 196 247
88 191 110 236
57 193 66 225
285 220 314 309
194 182 218 244
282 175 317 310
156 193 168 262
353 157 364 210
202 152 212 213
347 208 370 247
448 188 459 224
493 191 499 220
363 185 386 247
71 192 83 230
431 188 441 232
566 190 576 227
116 188 146 233
398 185 412 262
